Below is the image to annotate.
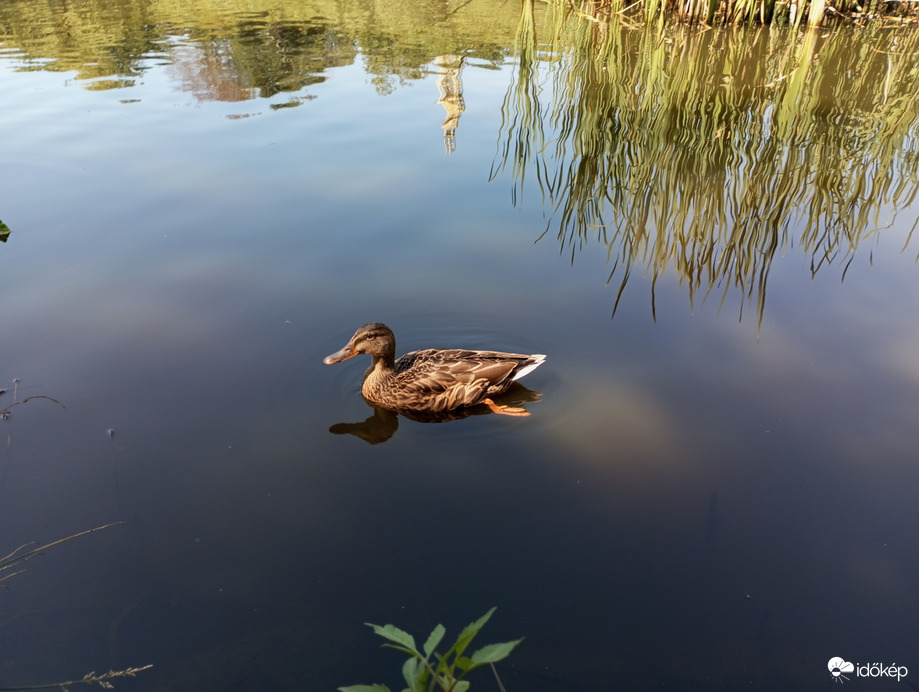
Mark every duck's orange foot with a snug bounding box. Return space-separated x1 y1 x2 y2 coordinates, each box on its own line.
483 398 530 417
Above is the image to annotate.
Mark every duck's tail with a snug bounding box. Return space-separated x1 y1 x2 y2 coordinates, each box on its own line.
512 354 546 381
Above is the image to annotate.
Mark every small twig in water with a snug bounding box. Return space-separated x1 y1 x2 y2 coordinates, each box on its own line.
0 522 126 581
0 377 66 420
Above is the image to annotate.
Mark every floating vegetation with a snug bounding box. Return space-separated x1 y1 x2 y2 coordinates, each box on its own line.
494 3 919 327
0 379 66 420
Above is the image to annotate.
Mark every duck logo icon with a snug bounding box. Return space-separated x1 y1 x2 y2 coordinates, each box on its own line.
829 658 855 683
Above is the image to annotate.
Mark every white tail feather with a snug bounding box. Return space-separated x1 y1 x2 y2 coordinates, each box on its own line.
512 354 546 381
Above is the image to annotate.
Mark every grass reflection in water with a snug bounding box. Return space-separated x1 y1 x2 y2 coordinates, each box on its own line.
494 5 919 327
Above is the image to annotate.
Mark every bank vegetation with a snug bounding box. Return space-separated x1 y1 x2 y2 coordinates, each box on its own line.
567 0 919 27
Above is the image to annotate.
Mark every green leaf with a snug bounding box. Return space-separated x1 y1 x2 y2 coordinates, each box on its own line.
423 624 446 658
345 611 519 692
382 643 422 659
401 656 427 692
470 638 525 666
450 608 496 658
366 623 418 655
455 656 475 673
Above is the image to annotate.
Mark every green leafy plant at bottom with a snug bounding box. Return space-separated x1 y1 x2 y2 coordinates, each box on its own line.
339 607 522 692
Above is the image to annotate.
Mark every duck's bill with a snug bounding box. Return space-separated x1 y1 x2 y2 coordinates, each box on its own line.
323 346 356 364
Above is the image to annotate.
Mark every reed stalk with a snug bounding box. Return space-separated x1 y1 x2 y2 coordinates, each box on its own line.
556 0 919 25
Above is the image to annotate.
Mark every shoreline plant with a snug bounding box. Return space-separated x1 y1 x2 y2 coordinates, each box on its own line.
0 523 153 690
0 523 154 690
0 392 152 691
558 0 919 27
339 607 523 692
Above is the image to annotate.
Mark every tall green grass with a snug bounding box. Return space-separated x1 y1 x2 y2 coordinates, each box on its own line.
571 0 919 26
494 5 919 326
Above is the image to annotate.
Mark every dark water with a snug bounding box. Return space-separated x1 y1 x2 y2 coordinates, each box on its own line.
1 2 918 690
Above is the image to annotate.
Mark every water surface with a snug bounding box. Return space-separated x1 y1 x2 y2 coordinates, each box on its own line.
1 2 918 690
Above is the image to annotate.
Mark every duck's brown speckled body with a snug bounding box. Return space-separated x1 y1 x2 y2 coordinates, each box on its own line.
323 322 545 415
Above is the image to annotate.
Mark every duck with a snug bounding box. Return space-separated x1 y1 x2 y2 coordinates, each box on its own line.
323 322 546 416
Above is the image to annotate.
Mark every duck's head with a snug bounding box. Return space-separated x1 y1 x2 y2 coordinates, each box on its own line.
323 322 396 364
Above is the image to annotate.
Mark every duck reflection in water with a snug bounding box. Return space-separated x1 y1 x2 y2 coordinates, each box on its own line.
329 384 543 444
324 322 545 442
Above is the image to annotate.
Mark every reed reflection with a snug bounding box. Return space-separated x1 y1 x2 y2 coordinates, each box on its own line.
493 3 919 326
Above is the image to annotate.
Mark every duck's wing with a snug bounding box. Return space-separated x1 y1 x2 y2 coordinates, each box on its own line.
392 349 541 410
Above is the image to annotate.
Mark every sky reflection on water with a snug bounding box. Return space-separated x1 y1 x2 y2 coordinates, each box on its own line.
1 8 919 691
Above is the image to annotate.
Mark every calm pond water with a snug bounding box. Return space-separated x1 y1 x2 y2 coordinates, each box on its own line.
1 1 918 690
